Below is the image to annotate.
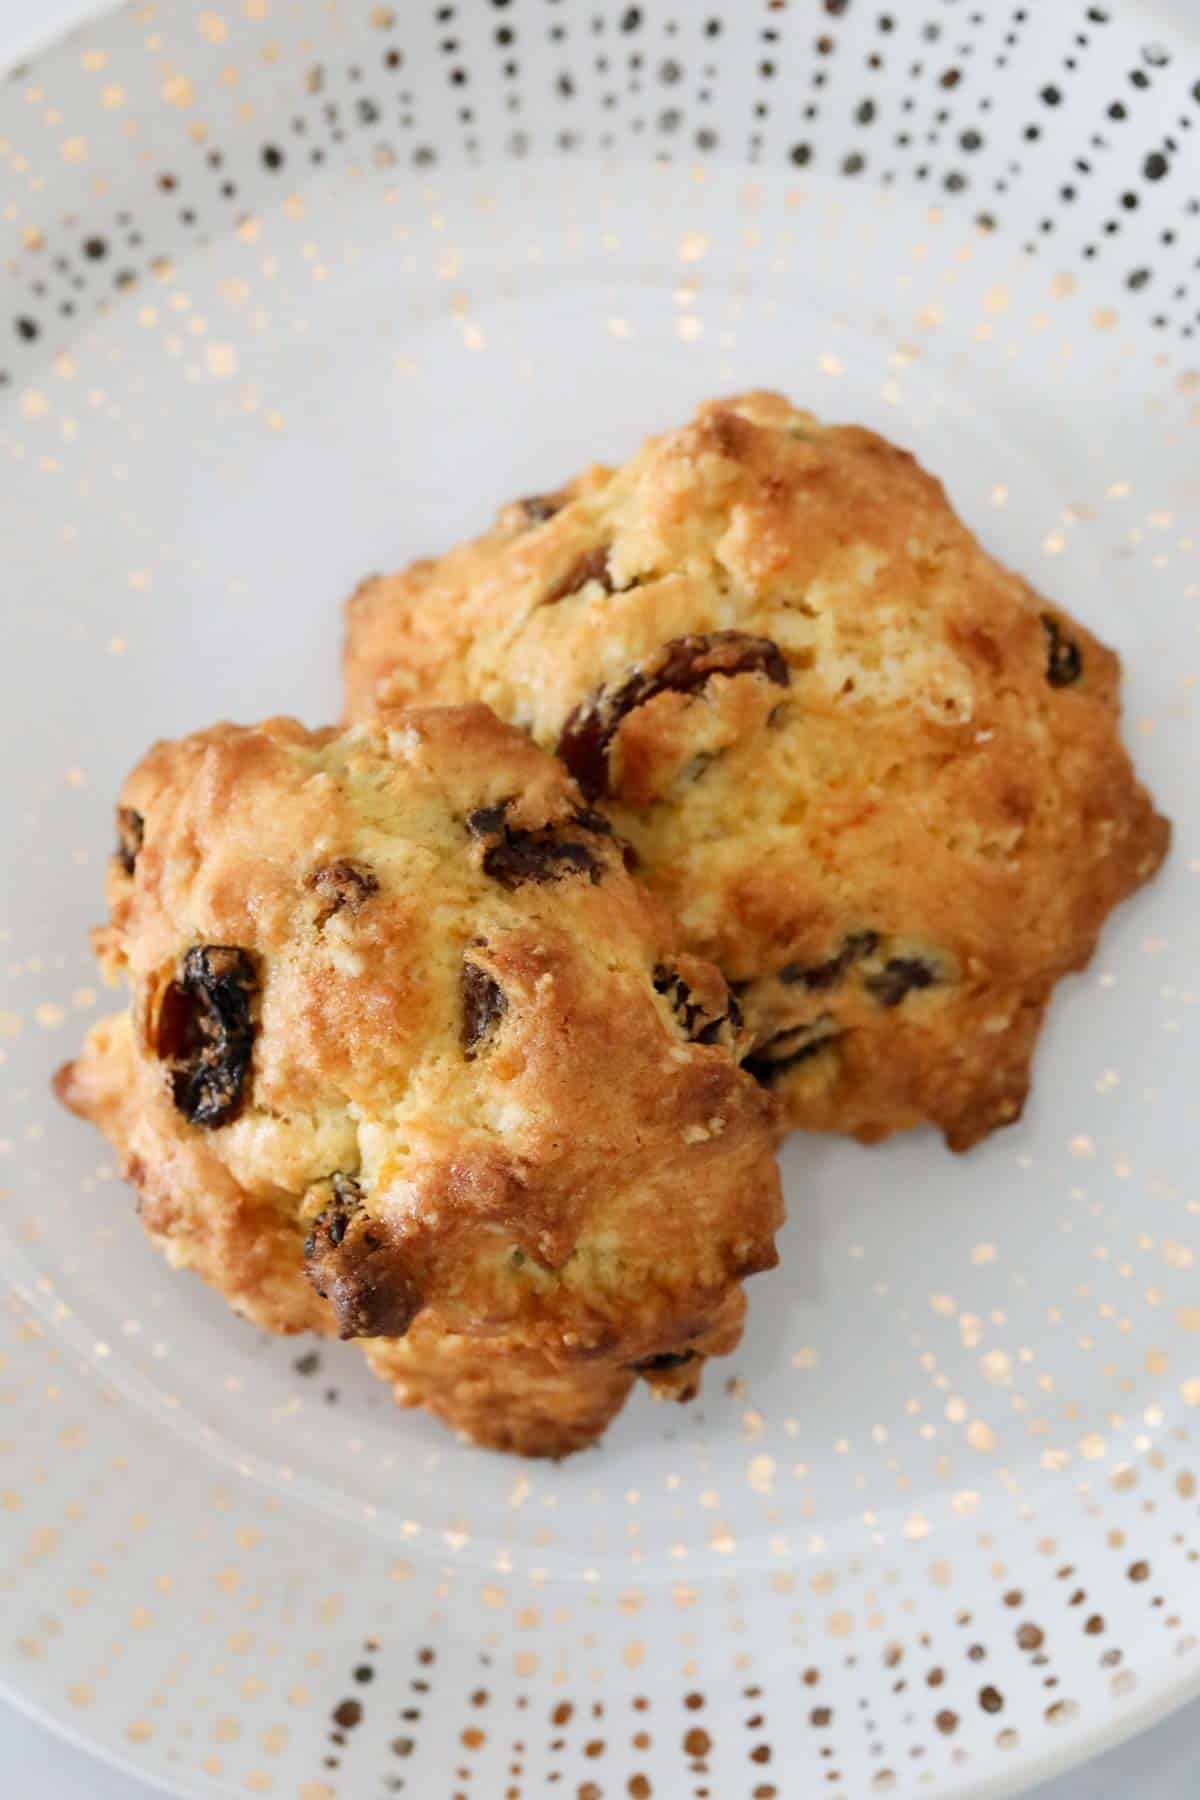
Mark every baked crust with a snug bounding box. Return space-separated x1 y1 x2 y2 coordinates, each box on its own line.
56 705 781 1453
345 392 1169 1149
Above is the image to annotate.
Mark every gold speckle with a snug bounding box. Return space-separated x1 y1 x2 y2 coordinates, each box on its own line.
746 1455 775 1496
126 1720 153 1744
163 75 194 108
20 389 48 419
903 1512 930 1542
199 10 228 42
676 316 702 342
984 286 1010 315
967 1421 996 1454
826 1610 853 1638
606 318 633 340
0 1011 21 1039
678 230 709 264
102 85 125 109
1079 1433 1106 1461
1092 308 1117 332
68 1683 92 1708
128 569 153 591
971 1243 997 1265
61 137 87 163
206 342 238 378
952 1490 980 1517
1181 1378 1200 1407
35 1004 65 1029
818 352 843 376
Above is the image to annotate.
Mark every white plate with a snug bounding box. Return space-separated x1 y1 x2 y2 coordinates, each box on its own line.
1 3 1198 1795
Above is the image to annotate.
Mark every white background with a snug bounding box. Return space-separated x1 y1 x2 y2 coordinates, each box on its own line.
1 1 1195 1794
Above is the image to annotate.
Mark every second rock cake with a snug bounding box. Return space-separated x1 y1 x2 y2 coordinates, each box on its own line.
345 391 1169 1150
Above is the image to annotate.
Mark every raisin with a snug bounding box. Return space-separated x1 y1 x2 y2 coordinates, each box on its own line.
115 806 144 876
630 1348 697 1373
743 1015 840 1086
864 957 937 1007
558 631 790 800
304 1173 418 1339
518 491 567 525
543 544 613 605
780 930 879 991
653 963 742 1048
304 1172 362 1257
1041 614 1083 687
461 957 507 1058
155 945 258 1128
570 805 614 838
307 857 379 927
465 799 605 890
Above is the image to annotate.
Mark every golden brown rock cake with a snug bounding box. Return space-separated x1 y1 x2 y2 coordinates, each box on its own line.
344 391 1169 1149
56 706 781 1455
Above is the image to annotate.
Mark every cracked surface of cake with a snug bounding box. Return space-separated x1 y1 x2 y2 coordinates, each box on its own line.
56 705 782 1455
344 391 1169 1149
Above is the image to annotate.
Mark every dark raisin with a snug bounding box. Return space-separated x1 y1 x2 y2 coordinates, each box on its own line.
466 799 604 890
155 946 258 1128
543 544 613 605
518 491 567 525
307 857 379 926
461 957 507 1057
570 806 614 837
558 632 790 800
630 1348 697 1373
1041 614 1083 687
465 803 508 839
304 1173 418 1339
864 957 938 1007
304 1172 362 1258
653 963 741 1048
115 806 144 875
743 1016 840 1086
779 930 879 991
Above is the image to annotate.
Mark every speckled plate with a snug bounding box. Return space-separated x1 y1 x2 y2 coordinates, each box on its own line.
1 3 1198 1796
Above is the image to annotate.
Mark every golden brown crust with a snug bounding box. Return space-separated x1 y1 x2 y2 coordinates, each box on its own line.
56 705 782 1452
344 392 1170 1150
362 1285 747 1458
